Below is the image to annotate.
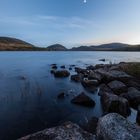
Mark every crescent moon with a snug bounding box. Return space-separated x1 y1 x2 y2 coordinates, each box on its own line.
84 0 87 3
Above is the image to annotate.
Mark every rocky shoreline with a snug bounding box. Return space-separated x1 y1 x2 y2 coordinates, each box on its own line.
19 62 140 140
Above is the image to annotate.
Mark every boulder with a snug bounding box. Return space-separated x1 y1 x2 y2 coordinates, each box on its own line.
108 80 127 95
96 113 140 140
69 67 72 70
82 79 99 88
99 58 106 62
71 74 83 82
19 122 95 140
57 92 65 99
121 87 140 109
86 65 95 70
101 92 131 117
98 84 113 96
51 64 58 69
137 105 140 125
71 92 95 107
95 69 132 82
83 117 98 134
75 67 87 74
88 71 103 82
60 65 65 69
50 69 55 74
81 79 99 93
54 70 70 78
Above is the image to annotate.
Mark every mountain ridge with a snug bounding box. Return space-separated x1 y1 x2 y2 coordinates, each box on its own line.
0 37 140 51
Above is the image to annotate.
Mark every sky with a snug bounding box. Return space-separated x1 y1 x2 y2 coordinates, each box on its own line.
0 0 140 48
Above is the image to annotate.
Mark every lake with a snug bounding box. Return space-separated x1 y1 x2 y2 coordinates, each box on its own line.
0 51 140 140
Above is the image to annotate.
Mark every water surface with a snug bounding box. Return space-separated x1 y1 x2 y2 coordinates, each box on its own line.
0 51 140 140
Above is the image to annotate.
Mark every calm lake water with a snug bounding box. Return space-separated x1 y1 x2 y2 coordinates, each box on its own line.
0 51 140 140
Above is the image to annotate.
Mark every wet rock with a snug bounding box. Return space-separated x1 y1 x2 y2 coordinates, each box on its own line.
71 92 95 107
81 79 99 93
94 64 105 69
57 92 65 99
121 87 140 109
54 70 70 78
98 84 113 96
137 105 140 125
50 69 55 74
82 79 99 88
101 92 131 117
108 80 127 95
88 71 103 82
75 67 87 74
19 76 26 80
86 65 95 70
70 64 75 67
52 65 57 69
60 65 65 69
69 67 72 70
83 117 98 134
96 113 140 140
99 58 106 62
19 122 95 140
71 74 83 82
95 69 132 82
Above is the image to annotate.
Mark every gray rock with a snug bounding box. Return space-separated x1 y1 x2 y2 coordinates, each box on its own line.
98 84 113 96
95 69 132 82
96 113 140 140
108 80 127 95
71 92 95 107
71 74 83 82
57 92 65 99
82 79 99 88
137 105 140 125
81 79 99 93
54 70 70 78
19 122 95 140
101 92 131 117
121 87 140 109
88 71 103 82
83 117 98 134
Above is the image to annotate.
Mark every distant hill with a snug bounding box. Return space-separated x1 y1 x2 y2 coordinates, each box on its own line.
46 44 67 51
0 37 140 51
0 37 46 51
70 43 140 51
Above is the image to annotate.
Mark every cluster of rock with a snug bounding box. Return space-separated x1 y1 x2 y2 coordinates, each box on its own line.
19 113 140 140
50 63 140 124
19 62 140 140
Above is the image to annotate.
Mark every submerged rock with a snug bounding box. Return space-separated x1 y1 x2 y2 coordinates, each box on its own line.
108 80 127 95
71 92 95 107
57 92 65 99
54 70 70 78
75 67 87 74
96 113 140 140
99 58 106 62
19 122 95 140
51 64 58 69
121 87 140 109
101 92 131 117
60 65 65 69
71 74 83 82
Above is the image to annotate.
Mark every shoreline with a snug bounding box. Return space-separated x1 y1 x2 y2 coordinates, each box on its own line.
19 62 140 139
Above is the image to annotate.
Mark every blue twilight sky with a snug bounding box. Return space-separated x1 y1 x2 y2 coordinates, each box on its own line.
0 0 140 48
